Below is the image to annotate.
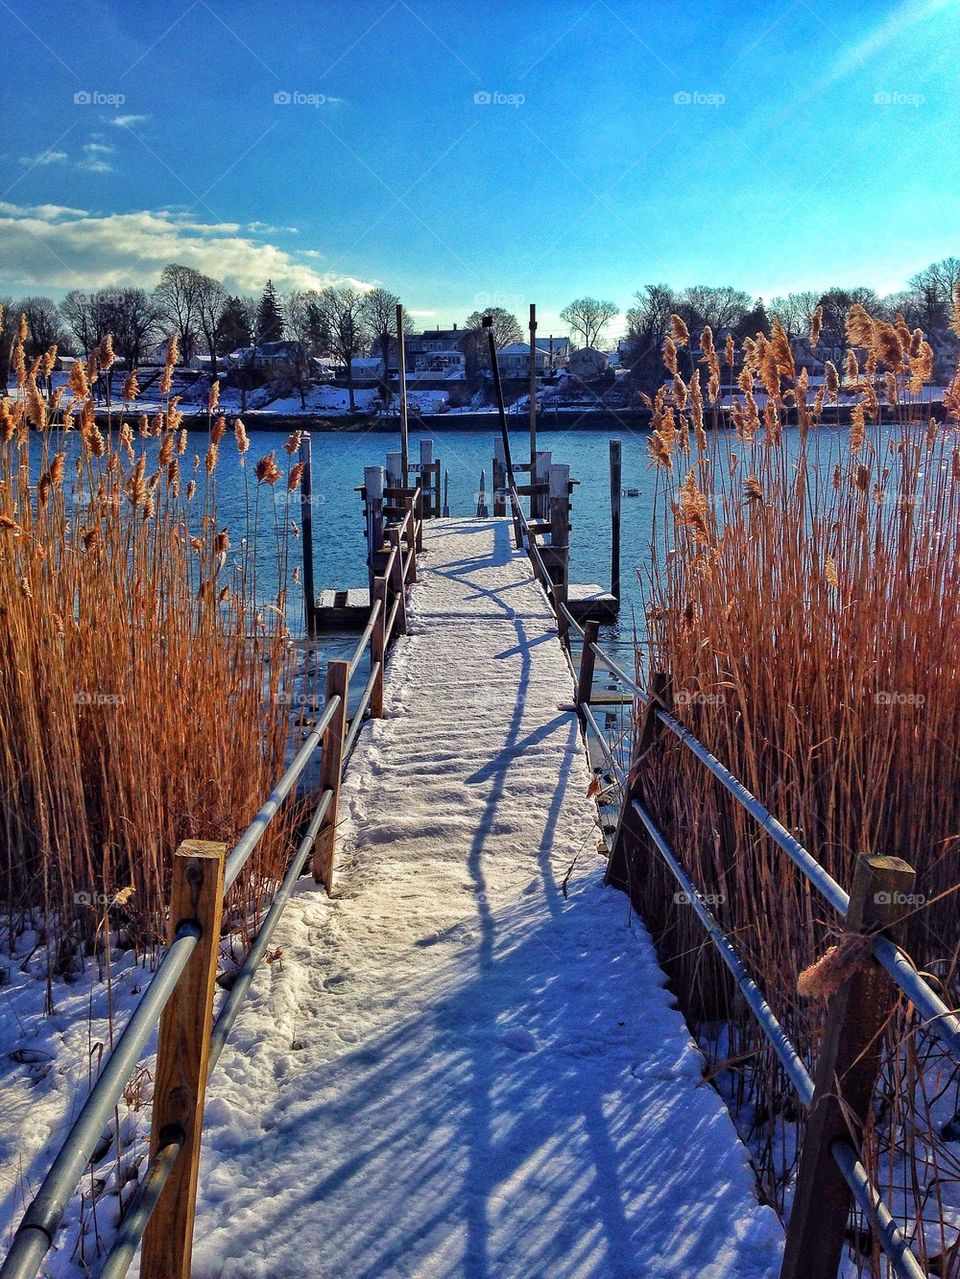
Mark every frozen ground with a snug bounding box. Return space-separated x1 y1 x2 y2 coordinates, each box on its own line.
190 518 783 1279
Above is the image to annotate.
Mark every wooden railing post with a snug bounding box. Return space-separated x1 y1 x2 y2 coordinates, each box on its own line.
313 659 349 894
576 620 601 709
493 437 507 517
606 671 671 892
780 854 916 1279
364 466 385 597
371 575 387 718
298 434 317 635
404 496 418 581
142 841 226 1279
388 527 407 636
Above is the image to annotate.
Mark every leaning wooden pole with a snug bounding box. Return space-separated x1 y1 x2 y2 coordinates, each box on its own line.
528 303 538 479
484 316 514 484
609 438 622 602
298 433 316 635
396 303 409 484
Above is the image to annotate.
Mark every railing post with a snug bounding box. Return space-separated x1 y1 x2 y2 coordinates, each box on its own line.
780 854 916 1279
534 450 551 519
371 575 387 718
313 659 349 894
141 841 226 1279
493 437 506 517
419 438 434 517
404 496 417 583
388 527 407 636
364 465 385 597
606 671 671 892
576 619 600 709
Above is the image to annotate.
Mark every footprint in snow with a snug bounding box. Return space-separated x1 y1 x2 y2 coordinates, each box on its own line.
501 1027 538 1053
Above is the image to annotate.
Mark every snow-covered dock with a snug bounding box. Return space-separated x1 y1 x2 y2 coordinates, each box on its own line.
191 518 782 1278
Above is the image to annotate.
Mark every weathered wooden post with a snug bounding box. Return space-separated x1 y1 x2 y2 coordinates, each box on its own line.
364 465 385 597
528 302 538 479
298 434 317 635
370 575 387 718
535 450 552 520
780 854 916 1279
443 469 450 517
606 671 672 891
493 437 506 517
388 527 407 635
313 659 349 893
477 469 489 518
419 438 434 518
385 451 403 493
609 438 622 602
576 619 601 709
404 496 417 583
396 302 409 484
142 841 226 1279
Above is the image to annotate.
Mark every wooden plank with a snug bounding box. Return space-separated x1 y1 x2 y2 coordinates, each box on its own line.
141 841 226 1279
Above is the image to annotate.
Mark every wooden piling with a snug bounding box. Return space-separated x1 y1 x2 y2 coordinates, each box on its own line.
493 437 506 517
535 451 551 520
528 303 538 475
298 434 316 635
396 303 409 484
313 659 349 893
404 496 418 582
477 469 488 519
606 672 671 892
141 841 226 1279
419 438 434 518
388 527 408 635
609 439 622 601
385 451 403 492
780 854 916 1279
576 619 601 709
364 465 385 596
443 469 450 517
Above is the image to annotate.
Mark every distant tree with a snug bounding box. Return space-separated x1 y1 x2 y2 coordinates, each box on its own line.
255 279 284 344
905 258 960 332
217 295 254 353
0 299 16 395
559 297 619 348
194 274 228 376
676 285 752 335
285 290 331 409
815 287 882 346
361 287 406 373
460 308 522 382
623 284 676 389
317 286 369 411
735 299 770 342
61 289 111 354
106 289 160 370
154 264 203 364
769 291 820 340
19 296 65 360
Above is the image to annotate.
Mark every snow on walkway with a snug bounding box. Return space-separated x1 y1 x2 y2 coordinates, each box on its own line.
191 518 783 1279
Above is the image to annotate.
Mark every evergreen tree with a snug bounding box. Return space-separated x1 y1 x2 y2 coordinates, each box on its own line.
255 280 284 344
218 294 254 352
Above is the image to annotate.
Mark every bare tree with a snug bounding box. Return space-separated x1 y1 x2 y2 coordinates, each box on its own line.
317 286 370 412
154 264 203 364
677 285 752 334
559 297 619 348
195 274 228 376
286 290 331 409
0 299 16 395
361 287 406 375
461 308 522 382
769 291 821 340
623 284 676 389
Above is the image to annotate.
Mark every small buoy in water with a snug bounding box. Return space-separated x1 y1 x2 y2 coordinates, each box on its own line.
624 488 640 497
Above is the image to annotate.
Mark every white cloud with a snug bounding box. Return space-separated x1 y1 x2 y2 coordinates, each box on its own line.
78 141 116 173
0 202 372 295
109 114 150 128
83 143 113 155
18 150 68 167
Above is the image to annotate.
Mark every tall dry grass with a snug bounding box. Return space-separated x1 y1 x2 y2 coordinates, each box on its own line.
634 298 960 1267
0 318 309 974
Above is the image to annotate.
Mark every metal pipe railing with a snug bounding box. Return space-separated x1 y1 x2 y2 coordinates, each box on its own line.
581 703 626 782
223 694 341 892
342 662 381 761
830 1140 928 1279
0 924 201 1279
99 1132 184 1279
632 798 816 1108
347 599 382 679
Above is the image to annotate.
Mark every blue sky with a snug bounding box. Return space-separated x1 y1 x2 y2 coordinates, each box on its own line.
0 0 957 336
